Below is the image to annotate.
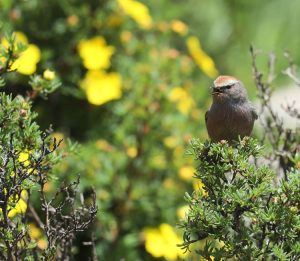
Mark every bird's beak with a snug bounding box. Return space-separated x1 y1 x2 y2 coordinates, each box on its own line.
212 87 222 95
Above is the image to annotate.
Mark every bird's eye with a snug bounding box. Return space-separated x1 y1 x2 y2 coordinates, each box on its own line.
220 85 232 91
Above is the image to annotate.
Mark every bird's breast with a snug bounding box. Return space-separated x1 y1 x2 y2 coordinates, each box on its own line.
206 103 255 142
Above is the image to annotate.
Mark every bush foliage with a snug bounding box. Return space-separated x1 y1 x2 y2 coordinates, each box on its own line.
1 0 300 260
180 138 300 260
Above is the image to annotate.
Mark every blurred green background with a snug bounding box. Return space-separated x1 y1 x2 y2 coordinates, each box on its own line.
0 0 298 260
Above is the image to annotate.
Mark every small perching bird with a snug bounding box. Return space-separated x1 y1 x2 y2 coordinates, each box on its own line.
205 75 258 142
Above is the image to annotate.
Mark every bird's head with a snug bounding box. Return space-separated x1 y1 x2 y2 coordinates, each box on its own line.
211 75 248 103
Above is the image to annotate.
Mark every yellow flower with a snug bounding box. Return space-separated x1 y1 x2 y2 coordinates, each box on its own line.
2 32 41 75
67 15 79 27
1 31 27 50
29 223 48 250
126 146 138 158
78 36 115 70
19 151 30 167
163 178 174 189
177 205 189 220
179 166 195 181
186 36 218 78
81 70 122 106
120 31 133 43
7 190 28 218
95 139 113 152
170 20 188 35
169 87 185 102
163 136 178 149
169 87 195 115
11 32 28 46
143 228 165 258
143 223 188 260
193 179 208 197
29 223 42 239
43 69 56 80
118 0 152 29
18 150 39 175
12 45 40 75
37 238 48 250
43 181 53 193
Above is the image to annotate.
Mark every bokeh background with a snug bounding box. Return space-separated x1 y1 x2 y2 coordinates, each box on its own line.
1 0 299 260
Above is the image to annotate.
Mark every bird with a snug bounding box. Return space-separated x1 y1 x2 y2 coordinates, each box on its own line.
205 75 258 142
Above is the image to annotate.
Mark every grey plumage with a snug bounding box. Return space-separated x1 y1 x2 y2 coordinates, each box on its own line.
205 75 257 142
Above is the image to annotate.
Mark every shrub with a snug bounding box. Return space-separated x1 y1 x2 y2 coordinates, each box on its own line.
0 38 96 261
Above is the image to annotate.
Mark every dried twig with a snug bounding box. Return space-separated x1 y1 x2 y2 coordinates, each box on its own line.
250 46 300 178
